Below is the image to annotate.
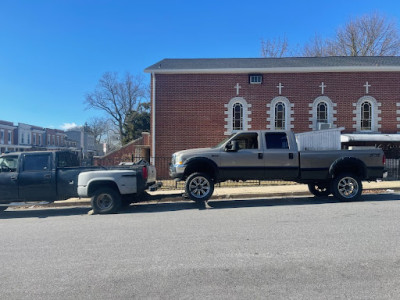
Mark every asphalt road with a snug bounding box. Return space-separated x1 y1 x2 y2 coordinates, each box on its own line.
1 194 400 299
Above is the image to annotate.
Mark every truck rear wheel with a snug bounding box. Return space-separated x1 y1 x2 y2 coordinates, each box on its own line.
308 182 331 197
91 188 121 214
185 172 214 203
331 173 362 201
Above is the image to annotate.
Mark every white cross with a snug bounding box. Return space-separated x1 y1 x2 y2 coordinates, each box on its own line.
319 82 326 95
234 83 241 95
364 81 371 94
276 83 284 95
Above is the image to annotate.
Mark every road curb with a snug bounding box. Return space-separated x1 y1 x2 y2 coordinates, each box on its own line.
42 187 399 208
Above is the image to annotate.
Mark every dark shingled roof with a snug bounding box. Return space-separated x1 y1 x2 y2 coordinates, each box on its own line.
144 56 400 73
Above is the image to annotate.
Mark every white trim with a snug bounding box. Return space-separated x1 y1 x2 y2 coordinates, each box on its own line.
145 66 400 74
308 96 337 130
151 73 156 165
0 124 15 130
267 96 294 130
224 97 252 135
352 96 381 132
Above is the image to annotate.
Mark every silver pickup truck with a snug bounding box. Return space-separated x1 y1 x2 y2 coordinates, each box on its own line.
169 130 386 202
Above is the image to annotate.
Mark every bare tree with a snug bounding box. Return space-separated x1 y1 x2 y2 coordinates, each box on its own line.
301 12 400 57
85 117 109 144
334 13 400 56
85 72 148 143
303 34 336 57
261 35 290 58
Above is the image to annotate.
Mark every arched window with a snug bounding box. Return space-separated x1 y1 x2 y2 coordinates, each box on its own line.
274 102 286 130
317 102 328 123
224 97 251 135
353 96 381 132
267 96 293 130
232 103 243 130
361 101 372 131
309 96 336 130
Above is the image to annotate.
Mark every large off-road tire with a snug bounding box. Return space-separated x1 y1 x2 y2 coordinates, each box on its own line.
308 182 331 197
185 172 214 203
91 188 122 214
331 173 362 201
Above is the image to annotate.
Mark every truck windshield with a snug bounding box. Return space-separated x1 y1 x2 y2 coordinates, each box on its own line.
213 135 234 148
0 156 18 172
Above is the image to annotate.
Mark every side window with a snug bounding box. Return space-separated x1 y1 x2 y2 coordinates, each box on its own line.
317 102 328 123
265 133 289 149
274 102 286 130
23 154 50 171
361 101 372 131
57 152 80 167
0 156 18 172
232 103 243 130
232 133 259 150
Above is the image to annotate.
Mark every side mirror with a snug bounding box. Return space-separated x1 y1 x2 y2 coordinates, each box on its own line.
225 140 239 152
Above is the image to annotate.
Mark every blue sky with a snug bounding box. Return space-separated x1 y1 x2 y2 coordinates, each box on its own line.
1 0 399 129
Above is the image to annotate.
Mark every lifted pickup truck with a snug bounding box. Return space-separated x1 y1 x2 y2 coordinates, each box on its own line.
0 151 157 214
170 130 386 202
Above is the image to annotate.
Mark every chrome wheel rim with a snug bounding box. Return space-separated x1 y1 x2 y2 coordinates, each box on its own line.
188 176 210 199
337 177 359 199
96 193 113 210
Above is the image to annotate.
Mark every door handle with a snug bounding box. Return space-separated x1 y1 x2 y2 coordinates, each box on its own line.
44 174 51 179
289 153 294 159
10 176 17 181
258 153 263 159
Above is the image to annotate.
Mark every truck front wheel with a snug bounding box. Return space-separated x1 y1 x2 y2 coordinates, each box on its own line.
331 173 362 201
308 182 331 197
185 172 214 203
91 188 122 214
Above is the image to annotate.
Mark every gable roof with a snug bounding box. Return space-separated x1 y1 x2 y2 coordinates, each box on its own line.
144 57 400 74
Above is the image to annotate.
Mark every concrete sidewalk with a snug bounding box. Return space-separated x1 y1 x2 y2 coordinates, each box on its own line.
52 180 400 207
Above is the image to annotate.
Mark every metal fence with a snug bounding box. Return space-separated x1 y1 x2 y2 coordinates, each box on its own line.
386 159 400 180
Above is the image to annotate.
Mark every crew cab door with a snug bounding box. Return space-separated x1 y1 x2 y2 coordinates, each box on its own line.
0 155 19 201
263 132 299 180
18 153 56 201
219 132 265 180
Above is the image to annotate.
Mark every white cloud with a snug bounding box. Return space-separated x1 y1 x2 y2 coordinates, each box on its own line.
60 122 80 130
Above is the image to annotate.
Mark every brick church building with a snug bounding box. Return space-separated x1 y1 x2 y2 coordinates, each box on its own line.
145 57 400 178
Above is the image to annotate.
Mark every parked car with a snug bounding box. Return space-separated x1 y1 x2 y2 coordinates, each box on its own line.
0 151 157 214
170 130 387 202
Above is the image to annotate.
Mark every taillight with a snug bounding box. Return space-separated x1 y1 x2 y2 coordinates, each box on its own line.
383 154 386 165
142 166 148 180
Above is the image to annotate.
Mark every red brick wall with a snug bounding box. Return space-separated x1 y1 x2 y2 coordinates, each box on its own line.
152 71 400 177
94 133 150 166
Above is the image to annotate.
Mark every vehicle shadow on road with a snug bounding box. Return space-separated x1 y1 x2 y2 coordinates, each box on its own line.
122 192 400 214
2 193 398 219
0 207 92 219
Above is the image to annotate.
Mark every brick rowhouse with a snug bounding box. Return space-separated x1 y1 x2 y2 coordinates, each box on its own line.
145 57 400 178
